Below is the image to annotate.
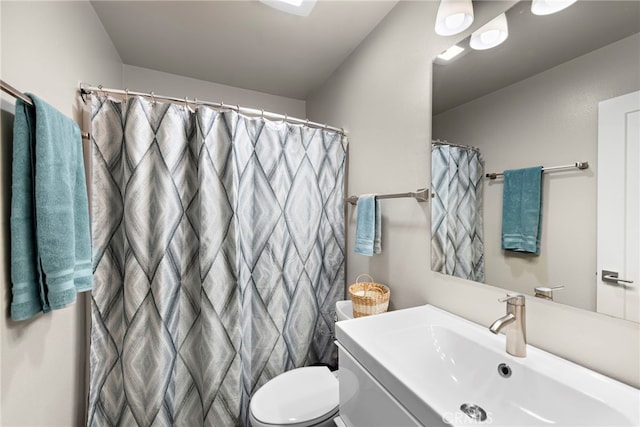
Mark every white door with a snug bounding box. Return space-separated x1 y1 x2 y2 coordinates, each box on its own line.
597 90 640 322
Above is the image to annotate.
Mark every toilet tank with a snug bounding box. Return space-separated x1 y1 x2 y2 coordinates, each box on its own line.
336 300 354 321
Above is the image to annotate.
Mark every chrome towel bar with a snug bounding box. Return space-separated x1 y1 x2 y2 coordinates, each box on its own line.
345 188 429 205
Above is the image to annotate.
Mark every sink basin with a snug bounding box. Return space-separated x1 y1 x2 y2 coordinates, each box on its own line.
336 305 640 426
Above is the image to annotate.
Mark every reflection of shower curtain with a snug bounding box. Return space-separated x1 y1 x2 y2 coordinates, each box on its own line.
431 144 484 282
87 95 346 426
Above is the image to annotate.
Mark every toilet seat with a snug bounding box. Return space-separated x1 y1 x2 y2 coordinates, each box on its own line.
249 366 339 427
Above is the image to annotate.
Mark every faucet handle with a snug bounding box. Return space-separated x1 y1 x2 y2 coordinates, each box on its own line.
498 294 525 304
534 285 564 301
534 285 564 292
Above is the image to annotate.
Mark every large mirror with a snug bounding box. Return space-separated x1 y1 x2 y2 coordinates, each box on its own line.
431 0 640 319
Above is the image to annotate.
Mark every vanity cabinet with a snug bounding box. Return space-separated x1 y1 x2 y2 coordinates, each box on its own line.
337 346 427 427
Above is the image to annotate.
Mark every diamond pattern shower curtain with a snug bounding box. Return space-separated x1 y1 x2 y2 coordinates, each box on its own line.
431 144 484 282
87 96 346 426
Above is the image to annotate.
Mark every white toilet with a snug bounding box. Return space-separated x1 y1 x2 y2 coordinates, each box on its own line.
248 300 353 427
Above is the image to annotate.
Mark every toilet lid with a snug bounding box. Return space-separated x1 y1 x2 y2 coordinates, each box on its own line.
250 366 339 425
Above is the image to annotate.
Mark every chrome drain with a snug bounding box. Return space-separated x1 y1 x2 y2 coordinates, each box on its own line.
460 403 488 421
497 363 512 378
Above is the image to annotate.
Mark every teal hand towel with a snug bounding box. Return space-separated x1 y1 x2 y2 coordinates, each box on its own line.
354 194 381 256
10 94 93 320
10 100 43 320
501 166 543 255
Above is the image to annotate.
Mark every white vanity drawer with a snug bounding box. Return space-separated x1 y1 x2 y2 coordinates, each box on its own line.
338 346 423 427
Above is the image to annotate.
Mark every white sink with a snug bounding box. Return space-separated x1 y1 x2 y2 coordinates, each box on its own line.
336 305 640 426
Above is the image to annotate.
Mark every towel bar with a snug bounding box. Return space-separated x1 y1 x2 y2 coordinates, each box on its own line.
486 161 589 180
345 188 429 205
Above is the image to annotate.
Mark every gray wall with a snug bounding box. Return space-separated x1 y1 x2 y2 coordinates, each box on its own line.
0 1 123 425
433 33 640 311
307 1 640 387
123 64 307 119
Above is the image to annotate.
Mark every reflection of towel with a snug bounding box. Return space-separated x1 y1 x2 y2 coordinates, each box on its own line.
354 194 381 256
501 166 543 255
10 95 93 321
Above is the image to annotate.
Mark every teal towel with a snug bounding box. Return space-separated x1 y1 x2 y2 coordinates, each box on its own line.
10 100 43 320
354 194 381 256
501 166 543 255
10 95 93 321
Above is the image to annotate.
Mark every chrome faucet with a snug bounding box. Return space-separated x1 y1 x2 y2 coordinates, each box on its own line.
489 294 526 357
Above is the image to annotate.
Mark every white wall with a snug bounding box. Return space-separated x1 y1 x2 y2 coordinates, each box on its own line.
433 33 640 312
0 2 123 426
307 1 640 388
123 64 306 119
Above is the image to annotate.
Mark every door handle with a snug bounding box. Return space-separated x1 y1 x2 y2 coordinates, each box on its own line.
602 270 634 284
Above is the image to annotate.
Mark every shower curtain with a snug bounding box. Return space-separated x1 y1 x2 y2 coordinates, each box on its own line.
87 95 346 426
431 144 484 282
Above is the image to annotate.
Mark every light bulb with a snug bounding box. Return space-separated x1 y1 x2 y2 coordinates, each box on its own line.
531 0 577 15
470 13 508 50
435 0 474 36
480 30 500 45
445 13 466 31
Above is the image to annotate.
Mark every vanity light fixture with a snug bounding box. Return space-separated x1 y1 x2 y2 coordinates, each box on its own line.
435 0 474 36
259 0 317 17
531 0 577 15
470 13 508 50
437 45 465 61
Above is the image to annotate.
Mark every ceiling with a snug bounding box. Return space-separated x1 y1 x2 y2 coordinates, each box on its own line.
433 1 640 115
91 0 398 100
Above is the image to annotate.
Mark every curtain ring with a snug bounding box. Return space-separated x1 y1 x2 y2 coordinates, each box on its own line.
124 88 129 102
184 96 189 110
305 119 310 126
236 104 240 112
284 114 288 123
150 91 156 106
98 84 105 98
261 109 264 119
220 101 224 109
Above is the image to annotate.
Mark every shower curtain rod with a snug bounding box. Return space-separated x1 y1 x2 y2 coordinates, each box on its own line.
79 83 346 135
432 139 481 153
2 79 91 140
1 79 33 105
486 161 589 180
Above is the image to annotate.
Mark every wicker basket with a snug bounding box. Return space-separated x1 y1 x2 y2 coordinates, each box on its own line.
348 274 390 318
